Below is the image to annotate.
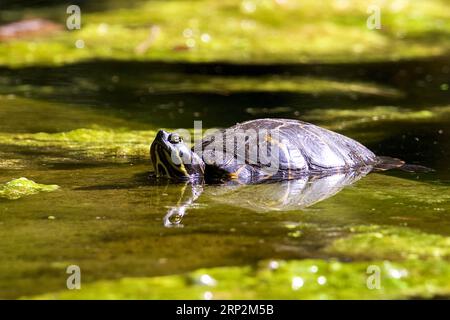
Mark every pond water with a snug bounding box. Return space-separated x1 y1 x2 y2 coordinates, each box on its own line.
0 57 449 299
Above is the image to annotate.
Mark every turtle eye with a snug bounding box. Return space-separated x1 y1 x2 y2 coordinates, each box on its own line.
168 133 182 144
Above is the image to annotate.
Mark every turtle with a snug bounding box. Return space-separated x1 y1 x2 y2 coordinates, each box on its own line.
150 118 431 227
150 118 416 184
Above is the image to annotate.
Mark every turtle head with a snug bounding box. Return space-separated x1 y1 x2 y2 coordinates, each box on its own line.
150 130 205 180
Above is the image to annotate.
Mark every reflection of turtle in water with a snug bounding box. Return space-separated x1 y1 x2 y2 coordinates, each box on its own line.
205 169 370 212
150 118 430 226
161 170 369 227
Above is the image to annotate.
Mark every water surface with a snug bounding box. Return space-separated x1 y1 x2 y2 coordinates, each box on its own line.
0 58 449 299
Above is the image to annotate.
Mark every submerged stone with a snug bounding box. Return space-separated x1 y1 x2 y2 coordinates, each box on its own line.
0 177 59 200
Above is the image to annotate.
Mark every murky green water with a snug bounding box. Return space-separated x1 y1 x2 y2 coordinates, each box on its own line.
0 56 449 299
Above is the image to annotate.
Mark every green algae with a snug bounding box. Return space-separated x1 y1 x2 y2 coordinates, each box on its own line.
326 225 450 261
0 170 446 299
0 128 156 160
1 0 449 67
300 105 450 144
0 74 404 110
29 258 450 300
28 223 450 299
304 105 450 131
0 102 447 163
0 95 145 134
0 1 449 298
345 174 450 209
0 177 59 200
98 74 404 97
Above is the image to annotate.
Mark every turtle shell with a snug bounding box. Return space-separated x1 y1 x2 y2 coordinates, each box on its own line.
193 118 377 182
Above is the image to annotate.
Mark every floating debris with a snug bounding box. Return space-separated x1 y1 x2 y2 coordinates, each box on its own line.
0 19 62 41
135 25 161 55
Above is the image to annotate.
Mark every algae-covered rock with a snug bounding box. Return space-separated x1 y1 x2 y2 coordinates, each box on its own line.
0 177 59 200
